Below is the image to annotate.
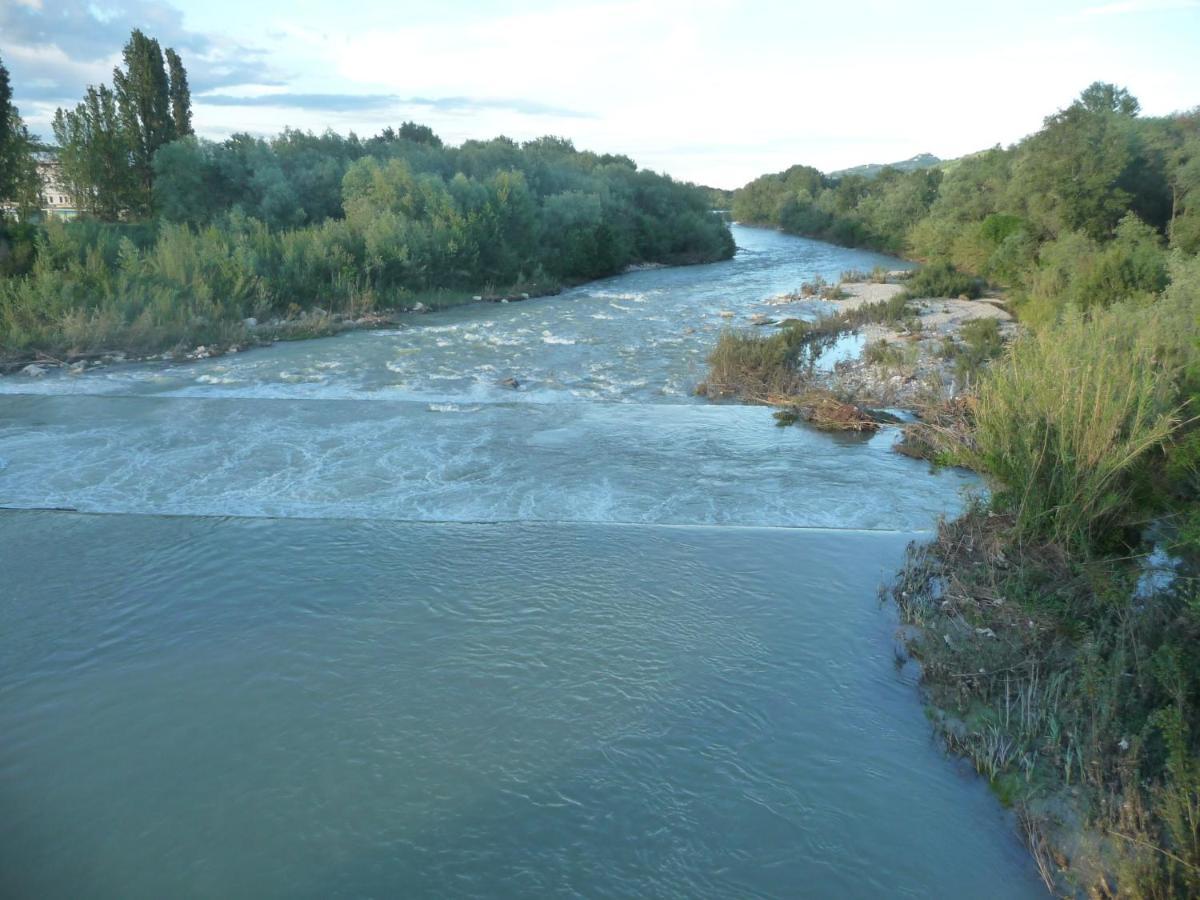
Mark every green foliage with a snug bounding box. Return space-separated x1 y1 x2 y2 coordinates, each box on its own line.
5 107 732 356
1008 82 1157 240
892 508 1200 897
904 260 984 299
1169 129 1200 255
863 338 915 369
165 48 192 138
50 28 191 219
971 298 1190 550
113 29 178 216
938 316 1005 386
53 85 133 221
0 54 9 159
836 292 915 328
732 162 939 253
0 53 42 217
732 81 1191 338
705 323 814 399
1018 215 1170 325
0 222 40 277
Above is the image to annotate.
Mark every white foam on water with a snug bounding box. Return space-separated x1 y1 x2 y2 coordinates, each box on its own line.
427 403 482 413
278 371 327 384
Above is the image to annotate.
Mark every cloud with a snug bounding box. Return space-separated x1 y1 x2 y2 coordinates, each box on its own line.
0 0 279 109
196 92 591 118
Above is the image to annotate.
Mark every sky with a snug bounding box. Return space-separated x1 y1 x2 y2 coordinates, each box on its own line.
3 0 1199 188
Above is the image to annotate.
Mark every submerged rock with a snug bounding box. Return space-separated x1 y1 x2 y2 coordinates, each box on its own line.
497 376 521 390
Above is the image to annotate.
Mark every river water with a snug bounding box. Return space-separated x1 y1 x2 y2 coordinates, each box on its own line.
0 226 1045 897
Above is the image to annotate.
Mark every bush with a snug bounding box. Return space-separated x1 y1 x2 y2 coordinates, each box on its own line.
863 338 914 369
904 260 985 299
971 302 1185 549
705 324 811 399
837 292 913 327
0 221 40 277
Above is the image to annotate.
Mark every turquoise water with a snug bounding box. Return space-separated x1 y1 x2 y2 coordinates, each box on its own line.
0 227 1045 897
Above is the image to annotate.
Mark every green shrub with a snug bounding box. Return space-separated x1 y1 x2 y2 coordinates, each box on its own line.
863 338 914 369
838 292 913 327
905 260 985 299
972 302 1185 549
705 324 812 399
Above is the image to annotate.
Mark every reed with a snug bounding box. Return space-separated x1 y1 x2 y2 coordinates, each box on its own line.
971 303 1183 549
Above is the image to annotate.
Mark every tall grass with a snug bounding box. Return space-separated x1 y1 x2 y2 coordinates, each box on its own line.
705 324 811 399
0 217 561 358
903 260 985 299
971 301 1187 549
938 316 1005 388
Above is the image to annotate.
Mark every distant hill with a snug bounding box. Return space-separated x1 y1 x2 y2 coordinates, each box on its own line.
829 153 942 180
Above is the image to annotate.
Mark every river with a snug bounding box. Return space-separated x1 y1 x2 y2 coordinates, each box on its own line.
0 225 1046 897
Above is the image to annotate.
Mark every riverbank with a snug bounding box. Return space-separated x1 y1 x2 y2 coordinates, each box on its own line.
704 260 1200 896
888 505 1200 898
0 282 565 377
0 252 740 377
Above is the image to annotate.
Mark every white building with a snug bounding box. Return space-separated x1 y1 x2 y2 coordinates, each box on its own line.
1 153 79 221
37 156 78 219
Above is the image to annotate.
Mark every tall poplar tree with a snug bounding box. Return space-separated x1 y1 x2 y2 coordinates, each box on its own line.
0 55 11 159
165 48 193 137
113 29 175 215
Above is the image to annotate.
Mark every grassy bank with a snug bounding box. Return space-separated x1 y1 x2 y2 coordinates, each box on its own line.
0 221 567 370
702 244 1200 894
886 259 1200 896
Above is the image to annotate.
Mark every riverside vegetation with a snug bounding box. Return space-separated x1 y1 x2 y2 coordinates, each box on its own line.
0 33 733 364
712 83 1200 896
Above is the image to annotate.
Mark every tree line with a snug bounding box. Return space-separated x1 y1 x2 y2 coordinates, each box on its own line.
0 31 733 356
732 82 1199 325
